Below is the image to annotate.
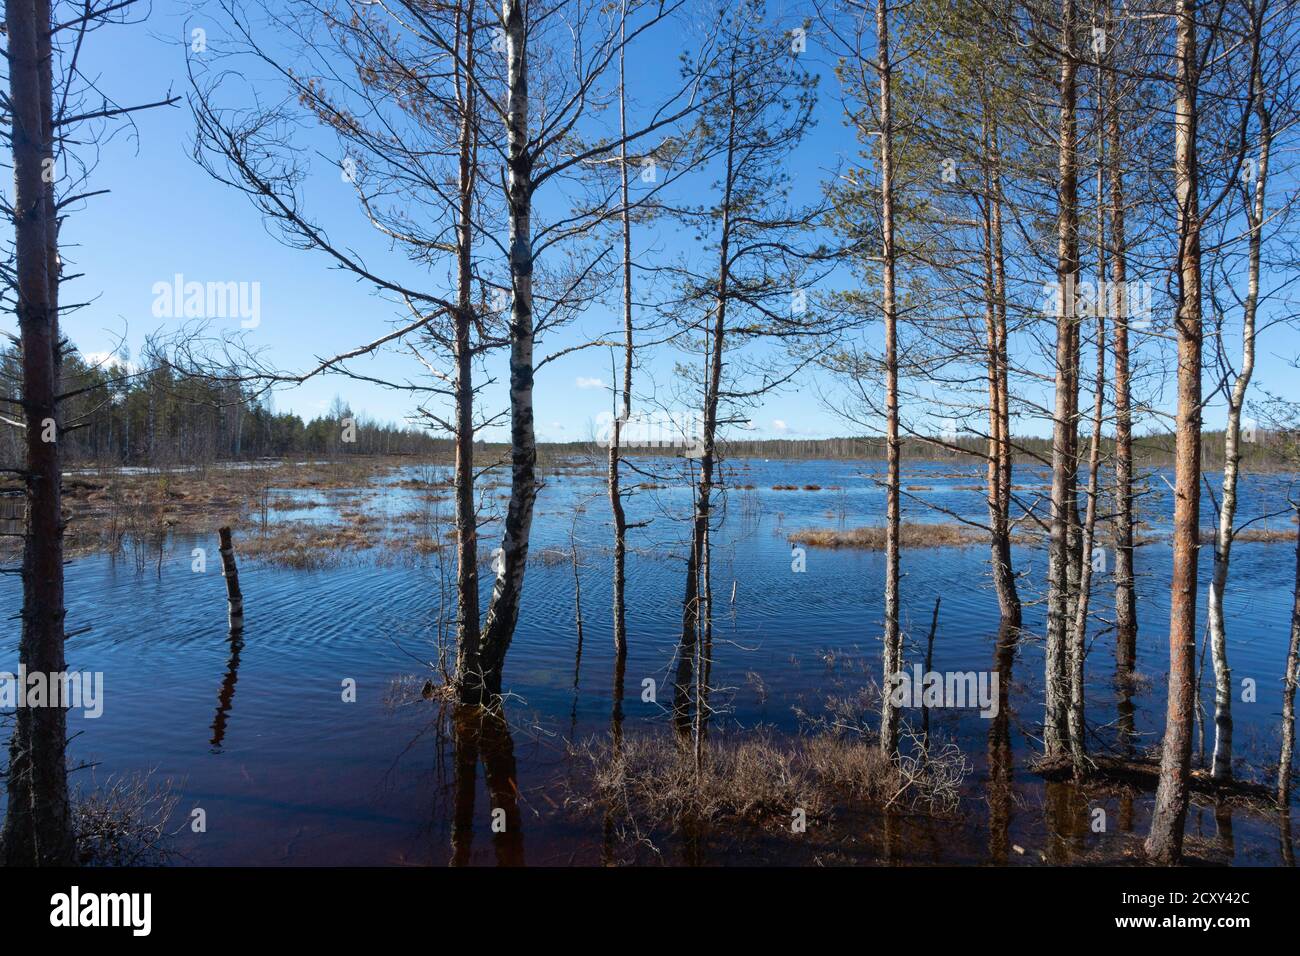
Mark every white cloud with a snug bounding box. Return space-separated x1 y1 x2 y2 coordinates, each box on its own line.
575 376 606 390
772 419 790 433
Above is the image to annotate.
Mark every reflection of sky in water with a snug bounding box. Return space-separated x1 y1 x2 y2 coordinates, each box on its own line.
1 458 1295 864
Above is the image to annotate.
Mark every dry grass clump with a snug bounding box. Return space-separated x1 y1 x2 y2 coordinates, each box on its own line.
73 773 181 867
266 497 327 511
395 477 452 490
383 530 444 558
573 732 831 828
800 735 898 802
240 521 377 568
569 721 969 841
800 694 970 813
1199 525 1296 544
0 457 410 557
789 522 982 550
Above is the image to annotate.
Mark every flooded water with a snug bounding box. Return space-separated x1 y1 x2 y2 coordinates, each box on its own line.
3 456 1297 865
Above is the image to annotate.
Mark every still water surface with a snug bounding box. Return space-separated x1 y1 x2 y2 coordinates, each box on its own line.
3 457 1297 864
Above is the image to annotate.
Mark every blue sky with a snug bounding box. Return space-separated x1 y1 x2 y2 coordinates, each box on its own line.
11 0 1298 445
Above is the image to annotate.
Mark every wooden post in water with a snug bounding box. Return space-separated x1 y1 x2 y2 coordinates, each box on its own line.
218 526 244 633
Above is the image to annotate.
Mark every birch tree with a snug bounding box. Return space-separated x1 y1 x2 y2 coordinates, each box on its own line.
1206 0 1277 783
464 0 704 706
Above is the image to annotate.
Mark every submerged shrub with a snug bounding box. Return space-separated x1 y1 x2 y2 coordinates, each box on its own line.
73 773 181 867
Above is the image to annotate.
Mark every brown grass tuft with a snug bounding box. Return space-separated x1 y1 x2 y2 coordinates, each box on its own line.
789 522 982 550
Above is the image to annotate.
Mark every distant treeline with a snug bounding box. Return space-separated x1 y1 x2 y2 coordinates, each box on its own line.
535 433 1297 469
7 347 1293 472
0 348 447 468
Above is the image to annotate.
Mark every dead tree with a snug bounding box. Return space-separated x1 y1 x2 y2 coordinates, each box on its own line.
1106 0 1138 674
218 526 245 632
188 0 503 700
1 0 176 867
1 0 74 867
607 4 635 672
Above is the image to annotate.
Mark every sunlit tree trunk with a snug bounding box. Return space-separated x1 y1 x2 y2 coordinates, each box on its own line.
1208 61 1267 783
1147 0 1202 864
609 7 632 670
980 109 1020 630
1045 0 1080 761
468 0 537 706
1063 40 1115 775
991 126 1018 630
1068 232 1105 776
675 107 732 733
876 0 903 756
1107 5 1137 672
1280 508 1300 807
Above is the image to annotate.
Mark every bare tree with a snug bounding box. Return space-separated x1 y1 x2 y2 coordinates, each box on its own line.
1 0 176 866
466 0 704 706
187 0 504 703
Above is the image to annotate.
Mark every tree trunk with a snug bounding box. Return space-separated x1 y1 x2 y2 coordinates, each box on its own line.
466 0 536 706
608 7 632 669
1069 264 1105 776
452 0 482 689
1279 508 1300 807
1147 0 1202 864
876 0 903 758
991 125 1018 630
218 526 245 632
1044 0 1079 761
1108 6 1137 671
675 60 737 736
1 0 76 867
1208 61 1267 783
1063 52 1113 775
980 110 1020 629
